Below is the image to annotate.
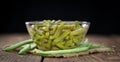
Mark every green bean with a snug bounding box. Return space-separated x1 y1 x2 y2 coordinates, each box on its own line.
50 25 57 35
53 30 70 45
35 46 89 55
55 20 62 24
74 21 81 29
51 46 60 50
70 28 86 35
3 39 33 52
51 20 55 24
41 41 51 50
56 41 65 49
53 22 64 38
18 44 31 55
45 32 49 39
65 40 75 49
30 43 37 50
72 36 80 45
63 24 75 30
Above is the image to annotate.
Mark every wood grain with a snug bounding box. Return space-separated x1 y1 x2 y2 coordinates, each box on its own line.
0 34 120 62
0 33 41 62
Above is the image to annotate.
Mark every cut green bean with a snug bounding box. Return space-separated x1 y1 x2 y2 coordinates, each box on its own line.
29 20 88 50
3 39 33 52
53 30 70 45
70 28 86 35
50 25 57 35
53 22 64 38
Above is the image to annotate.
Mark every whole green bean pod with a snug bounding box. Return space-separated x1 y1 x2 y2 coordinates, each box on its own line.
3 39 33 52
18 44 31 55
30 43 37 50
35 46 89 55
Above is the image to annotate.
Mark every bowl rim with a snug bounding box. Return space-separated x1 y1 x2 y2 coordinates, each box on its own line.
25 21 90 25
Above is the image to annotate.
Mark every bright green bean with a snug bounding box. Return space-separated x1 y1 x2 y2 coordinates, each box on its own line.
35 46 89 55
18 44 31 55
30 43 37 50
3 39 33 52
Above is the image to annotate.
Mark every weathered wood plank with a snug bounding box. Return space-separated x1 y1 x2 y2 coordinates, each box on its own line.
0 33 42 62
0 34 120 62
0 50 41 62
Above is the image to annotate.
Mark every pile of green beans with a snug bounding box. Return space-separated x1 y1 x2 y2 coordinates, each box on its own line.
29 20 87 51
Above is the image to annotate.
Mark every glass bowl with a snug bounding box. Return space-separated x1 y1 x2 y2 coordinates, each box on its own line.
25 20 90 51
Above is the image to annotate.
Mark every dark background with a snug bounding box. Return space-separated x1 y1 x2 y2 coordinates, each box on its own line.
1 0 120 35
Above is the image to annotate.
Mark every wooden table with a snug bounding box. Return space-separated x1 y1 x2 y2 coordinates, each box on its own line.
0 33 120 62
